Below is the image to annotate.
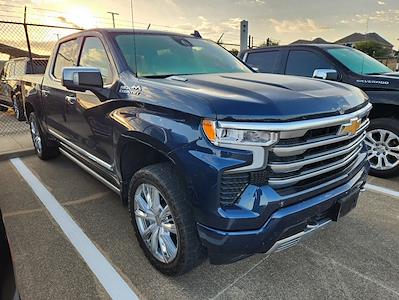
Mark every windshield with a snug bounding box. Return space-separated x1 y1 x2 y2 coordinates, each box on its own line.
327 47 392 75
113 33 251 77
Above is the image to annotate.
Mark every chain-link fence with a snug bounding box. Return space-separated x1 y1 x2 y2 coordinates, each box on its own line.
0 20 80 136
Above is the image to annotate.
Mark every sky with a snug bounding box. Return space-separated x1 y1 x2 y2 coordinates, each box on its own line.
1 0 399 49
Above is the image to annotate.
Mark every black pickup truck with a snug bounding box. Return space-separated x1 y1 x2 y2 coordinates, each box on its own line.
240 44 399 177
22 29 370 275
0 57 47 120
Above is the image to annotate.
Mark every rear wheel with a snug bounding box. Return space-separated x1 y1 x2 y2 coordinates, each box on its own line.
128 163 203 275
12 95 25 121
29 112 59 160
365 118 399 178
0 105 8 112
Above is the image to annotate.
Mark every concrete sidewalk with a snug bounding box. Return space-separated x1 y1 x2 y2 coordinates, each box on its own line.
0 109 34 160
0 133 34 161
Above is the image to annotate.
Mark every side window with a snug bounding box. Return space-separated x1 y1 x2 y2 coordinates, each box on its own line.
2 63 8 79
8 63 15 78
14 60 26 77
245 51 280 73
285 50 333 77
79 37 113 85
53 39 79 79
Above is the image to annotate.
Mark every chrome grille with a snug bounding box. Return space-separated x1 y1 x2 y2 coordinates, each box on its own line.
268 113 370 191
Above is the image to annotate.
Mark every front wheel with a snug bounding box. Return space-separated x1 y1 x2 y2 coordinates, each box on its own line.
29 112 59 160
128 163 203 275
365 118 399 178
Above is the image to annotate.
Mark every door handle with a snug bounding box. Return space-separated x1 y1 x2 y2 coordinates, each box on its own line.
42 89 50 97
65 95 76 105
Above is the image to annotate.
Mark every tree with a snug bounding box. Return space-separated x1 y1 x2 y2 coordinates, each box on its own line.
229 49 239 56
354 40 390 58
258 38 279 48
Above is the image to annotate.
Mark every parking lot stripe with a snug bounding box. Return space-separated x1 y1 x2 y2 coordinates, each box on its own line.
365 183 399 199
10 158 139 300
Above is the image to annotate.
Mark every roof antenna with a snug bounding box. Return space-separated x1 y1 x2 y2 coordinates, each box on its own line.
130 0 138 78
361 16 369 75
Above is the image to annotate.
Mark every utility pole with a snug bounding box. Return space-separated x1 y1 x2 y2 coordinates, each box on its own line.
107 11 119 28
240 20 248 51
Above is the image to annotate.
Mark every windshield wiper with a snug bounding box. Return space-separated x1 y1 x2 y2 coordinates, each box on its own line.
365 72 387 75
142 74 182 79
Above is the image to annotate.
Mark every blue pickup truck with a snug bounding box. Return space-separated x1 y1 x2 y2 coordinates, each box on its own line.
22 29 371 275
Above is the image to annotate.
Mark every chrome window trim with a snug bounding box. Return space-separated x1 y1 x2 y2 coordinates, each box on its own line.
49 129 113 171
218 103 372 132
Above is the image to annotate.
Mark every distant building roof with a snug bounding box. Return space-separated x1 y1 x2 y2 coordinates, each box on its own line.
290 37 330 45
335 32 393 47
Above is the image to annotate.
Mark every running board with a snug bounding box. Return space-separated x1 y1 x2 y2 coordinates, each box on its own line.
59 148 120 194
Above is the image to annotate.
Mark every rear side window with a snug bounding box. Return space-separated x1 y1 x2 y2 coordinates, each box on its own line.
7 62 15 78
14 60 26 77
27 60 48 74
79 37 113 85
285 50 333 77
245 51 280 73
2 62 9 78
53 39 79 79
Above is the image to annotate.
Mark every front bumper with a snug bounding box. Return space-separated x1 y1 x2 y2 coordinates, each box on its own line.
197 165 367 265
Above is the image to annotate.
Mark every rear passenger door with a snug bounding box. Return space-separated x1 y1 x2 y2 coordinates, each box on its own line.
0 62 9 103
42 38 80 136
284 49 334 77
2 62 15 105
244 50 282 74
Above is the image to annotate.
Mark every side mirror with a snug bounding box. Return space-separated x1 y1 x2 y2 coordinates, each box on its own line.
62 67 103 92
312 69 339 81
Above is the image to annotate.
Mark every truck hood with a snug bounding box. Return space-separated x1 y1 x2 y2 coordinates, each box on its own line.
143 73 368 121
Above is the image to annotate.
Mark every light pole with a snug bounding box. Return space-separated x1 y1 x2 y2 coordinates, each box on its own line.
107 11 119 28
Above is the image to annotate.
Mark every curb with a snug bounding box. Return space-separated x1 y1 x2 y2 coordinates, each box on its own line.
0 148 35 161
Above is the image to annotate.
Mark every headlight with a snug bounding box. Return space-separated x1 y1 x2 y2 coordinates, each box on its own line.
202 119 279 147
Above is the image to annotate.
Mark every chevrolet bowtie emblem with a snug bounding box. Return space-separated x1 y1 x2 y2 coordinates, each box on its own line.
339 118 361 136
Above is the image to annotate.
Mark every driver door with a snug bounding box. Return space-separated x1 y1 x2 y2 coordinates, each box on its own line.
64 35 116 167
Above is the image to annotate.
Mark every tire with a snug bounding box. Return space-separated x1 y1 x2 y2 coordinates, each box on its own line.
365 118 399 178
0 105 7 112
28 112 59 160
12 95 25 121
128 163 203 275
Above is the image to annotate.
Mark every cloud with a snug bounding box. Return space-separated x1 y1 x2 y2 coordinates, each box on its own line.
57 16 81 28
237 0 265 5
171 16 244 42
221 18 243 30
270 18 331 33
377 1 385 5
340 9 399 25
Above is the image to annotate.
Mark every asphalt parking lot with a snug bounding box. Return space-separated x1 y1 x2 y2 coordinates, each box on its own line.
1 154 399 300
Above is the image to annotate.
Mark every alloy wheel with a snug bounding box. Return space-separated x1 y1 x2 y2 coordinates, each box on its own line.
365 129 399 171
12 97 20 119
134 183 178 263
30 117 42 155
